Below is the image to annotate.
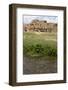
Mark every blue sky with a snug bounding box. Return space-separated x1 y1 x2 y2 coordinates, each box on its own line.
23 15 58 24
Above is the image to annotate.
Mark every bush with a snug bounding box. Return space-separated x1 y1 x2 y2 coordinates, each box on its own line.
44 46 57 56
24 44 57 57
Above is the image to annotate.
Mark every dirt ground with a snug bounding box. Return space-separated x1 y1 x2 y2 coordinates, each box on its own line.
23 56 57 74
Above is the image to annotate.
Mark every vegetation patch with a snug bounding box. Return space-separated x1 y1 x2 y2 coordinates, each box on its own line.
23 32 57 58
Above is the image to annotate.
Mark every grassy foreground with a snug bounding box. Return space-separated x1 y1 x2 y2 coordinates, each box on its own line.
23 32 57 57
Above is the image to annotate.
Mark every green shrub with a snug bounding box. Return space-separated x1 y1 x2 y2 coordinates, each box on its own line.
24 44 57 57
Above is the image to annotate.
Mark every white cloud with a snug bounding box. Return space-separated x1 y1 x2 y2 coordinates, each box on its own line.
23 15 58 24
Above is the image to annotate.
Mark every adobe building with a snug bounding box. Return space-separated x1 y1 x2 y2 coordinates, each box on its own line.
24 19 57 32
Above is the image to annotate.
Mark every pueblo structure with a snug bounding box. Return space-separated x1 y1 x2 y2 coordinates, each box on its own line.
24 19 57 32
